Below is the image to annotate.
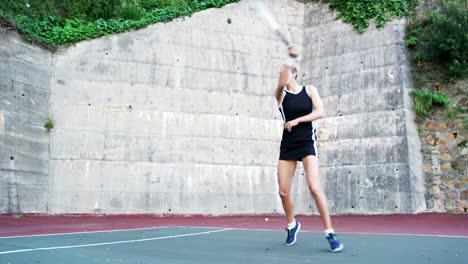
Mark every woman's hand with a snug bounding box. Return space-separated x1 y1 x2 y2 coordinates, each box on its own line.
284 119 299 132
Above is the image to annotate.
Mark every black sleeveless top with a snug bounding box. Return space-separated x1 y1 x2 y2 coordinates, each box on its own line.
278 86 318 160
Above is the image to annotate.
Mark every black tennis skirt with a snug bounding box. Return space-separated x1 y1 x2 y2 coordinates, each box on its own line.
279 141 318 161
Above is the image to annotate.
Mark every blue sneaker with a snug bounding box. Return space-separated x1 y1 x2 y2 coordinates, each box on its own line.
326 233 344 252
285 222 301 246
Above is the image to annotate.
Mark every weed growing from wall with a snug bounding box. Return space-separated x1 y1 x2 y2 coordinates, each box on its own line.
44 118 54 133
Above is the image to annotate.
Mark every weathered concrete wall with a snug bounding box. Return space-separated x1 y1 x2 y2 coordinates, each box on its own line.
298 3 426 214
48 0 305 214
0 0 426 215
0 31 52 213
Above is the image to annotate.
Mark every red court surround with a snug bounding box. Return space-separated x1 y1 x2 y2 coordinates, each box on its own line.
0 213 467 237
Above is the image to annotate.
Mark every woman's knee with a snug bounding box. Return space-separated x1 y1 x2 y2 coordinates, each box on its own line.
308 184 322 197
277 172 292 199
278 188 291 199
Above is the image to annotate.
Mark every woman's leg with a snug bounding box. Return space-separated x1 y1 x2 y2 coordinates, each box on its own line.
303 155 344 252
277 160 297 224
302 155 332 229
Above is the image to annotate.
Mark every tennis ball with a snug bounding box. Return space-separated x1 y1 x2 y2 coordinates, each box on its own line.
227 18 232 24
264 217 269 222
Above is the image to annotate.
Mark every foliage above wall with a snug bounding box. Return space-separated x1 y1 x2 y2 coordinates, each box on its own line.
321 0 419 32
0 0 239 48
1 0 426 48
405 0 466 122
406 0 467 83
405 1 466 214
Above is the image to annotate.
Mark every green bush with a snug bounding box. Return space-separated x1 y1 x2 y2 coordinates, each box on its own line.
59 0 121 21
411 89 452 117
140 0 189 10
406 0 467 82
321 0 418 32
0 1 59 19
114 0 147 20
0 0 122 21
0 0 240 47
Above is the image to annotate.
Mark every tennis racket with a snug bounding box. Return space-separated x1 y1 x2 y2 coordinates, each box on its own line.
249 0 292 47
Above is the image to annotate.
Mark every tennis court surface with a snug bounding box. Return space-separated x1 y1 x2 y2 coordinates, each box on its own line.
1 214 467 263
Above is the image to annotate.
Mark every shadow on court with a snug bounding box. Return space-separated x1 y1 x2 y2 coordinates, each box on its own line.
1 226 467 264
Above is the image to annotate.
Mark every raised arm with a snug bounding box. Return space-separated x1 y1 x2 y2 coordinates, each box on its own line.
275 64 292 103
274 46 299 104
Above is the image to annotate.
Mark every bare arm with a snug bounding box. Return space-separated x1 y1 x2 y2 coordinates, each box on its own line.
284 85 324 132
274 64 291 103
274 46 299 104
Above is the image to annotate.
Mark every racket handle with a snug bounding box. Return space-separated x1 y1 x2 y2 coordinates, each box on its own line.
285 57 299 67
275 30 290 46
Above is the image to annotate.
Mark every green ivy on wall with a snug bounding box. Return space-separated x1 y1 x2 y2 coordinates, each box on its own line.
0 0 240 48
1 0 422 47
321 0 418 32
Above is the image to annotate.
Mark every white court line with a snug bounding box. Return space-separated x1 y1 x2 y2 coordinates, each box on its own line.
0 228 232 255
167 226 468 239
0 226 172 239
337 231 468 239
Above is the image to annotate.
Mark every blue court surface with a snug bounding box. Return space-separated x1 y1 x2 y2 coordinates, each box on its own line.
1 226 467 263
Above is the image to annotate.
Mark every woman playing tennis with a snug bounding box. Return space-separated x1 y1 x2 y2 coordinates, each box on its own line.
275 45 343 252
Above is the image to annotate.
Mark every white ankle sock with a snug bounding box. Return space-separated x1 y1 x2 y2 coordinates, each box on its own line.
287 220 297 230
324 228 335 236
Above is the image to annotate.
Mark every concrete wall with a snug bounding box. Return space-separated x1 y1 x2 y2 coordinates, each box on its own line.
299 3 426 214
48 0 305 214
0 0 426 215
0 31 52 213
